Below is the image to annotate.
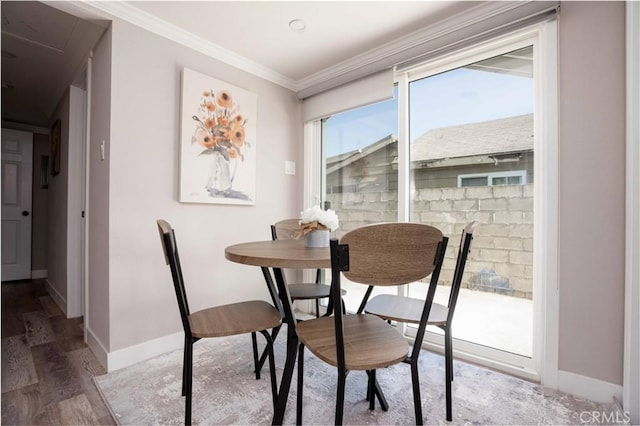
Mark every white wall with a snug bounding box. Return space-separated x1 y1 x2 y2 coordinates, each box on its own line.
46 90 70 311
103 19 302 355
87 27 112 359
558 1 625 388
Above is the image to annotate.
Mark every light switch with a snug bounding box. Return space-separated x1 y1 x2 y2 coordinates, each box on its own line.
285 160 295 175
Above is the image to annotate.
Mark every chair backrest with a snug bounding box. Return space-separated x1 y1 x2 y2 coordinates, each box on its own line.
446 221 478 324
271 219 300 241
329 223 448 363
340 222 446 286
157 219 192 337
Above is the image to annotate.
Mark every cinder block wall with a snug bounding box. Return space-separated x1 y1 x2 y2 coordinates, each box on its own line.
327 183 533 298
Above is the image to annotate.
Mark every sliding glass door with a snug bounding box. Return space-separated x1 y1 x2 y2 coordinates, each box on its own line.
406 45 534 360
314 28 554 379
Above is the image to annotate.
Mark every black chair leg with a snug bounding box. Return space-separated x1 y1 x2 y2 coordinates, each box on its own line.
446 328 454 382
256 325 281 377
273 336 299 425
259 330 278 409
366 371 389 411
411 360 423 425
368 370 376 410
335 370 346 425
182 336 189 396
315 299 320 318
251 332 260 380
445 328 453 421
185 341 193 425
296 344 305 425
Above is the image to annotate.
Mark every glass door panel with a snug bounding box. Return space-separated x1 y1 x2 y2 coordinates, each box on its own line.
321 89 399 312
408 46 534 358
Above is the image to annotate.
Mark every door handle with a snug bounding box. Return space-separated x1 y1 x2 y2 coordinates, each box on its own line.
21 211 29 217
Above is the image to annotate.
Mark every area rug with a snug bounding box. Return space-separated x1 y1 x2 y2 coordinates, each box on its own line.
94 328 618 425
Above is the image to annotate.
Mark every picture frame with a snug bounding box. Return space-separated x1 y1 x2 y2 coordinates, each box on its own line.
50 119 61 176
179 67 257 205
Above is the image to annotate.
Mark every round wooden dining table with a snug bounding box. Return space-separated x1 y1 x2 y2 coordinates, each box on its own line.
225 238 330 269
225 238 331 425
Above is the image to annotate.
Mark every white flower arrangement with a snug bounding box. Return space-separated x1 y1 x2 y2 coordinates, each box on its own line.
298 205 340 236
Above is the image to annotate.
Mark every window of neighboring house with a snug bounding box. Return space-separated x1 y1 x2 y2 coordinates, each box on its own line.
458 170 527 187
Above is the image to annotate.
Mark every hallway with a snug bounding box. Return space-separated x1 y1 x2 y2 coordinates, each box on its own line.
1 279 114 424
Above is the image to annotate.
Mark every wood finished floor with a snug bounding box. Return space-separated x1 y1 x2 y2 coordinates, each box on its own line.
1 279 115 425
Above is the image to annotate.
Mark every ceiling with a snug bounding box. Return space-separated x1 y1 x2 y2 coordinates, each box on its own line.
1 0 474 128
1 1 107 126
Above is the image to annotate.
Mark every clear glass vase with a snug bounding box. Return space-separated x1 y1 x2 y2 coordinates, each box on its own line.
206 150 232 195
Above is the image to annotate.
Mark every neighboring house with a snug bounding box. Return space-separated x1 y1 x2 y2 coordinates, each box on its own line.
326 114 533 193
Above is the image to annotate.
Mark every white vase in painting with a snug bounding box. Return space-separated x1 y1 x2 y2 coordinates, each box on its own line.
305 230 330 248
206 150 232 195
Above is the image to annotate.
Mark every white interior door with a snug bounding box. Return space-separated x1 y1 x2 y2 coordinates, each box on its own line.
1 128 33 281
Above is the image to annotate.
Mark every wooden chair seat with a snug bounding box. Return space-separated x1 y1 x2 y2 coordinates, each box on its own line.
297 314 408 370
365 294 449 326
189 300 282 338
288 283 346 300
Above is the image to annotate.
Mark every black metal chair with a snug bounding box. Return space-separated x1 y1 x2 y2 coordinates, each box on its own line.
271 219 345 318
295 222 448 425
363 221 478 421
156 219 281 425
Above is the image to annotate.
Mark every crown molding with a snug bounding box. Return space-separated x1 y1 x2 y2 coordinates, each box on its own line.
295 1 557 98
63 1 297 91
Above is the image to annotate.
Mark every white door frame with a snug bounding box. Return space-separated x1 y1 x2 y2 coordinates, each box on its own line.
624 2 640 423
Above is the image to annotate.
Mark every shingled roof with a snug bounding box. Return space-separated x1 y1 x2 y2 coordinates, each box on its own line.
326 114 533 171
411 114 533 162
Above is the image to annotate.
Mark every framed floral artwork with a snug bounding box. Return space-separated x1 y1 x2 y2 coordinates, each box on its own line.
50 119 61 176
179 68 257 205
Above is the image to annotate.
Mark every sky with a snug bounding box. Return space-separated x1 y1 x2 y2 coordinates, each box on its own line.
324 67 533 157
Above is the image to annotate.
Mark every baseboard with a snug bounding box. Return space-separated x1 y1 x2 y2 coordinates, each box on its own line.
558 370 623 404
45 279 67 316
106 331 184 372
86 327 109 370
31 269 47 279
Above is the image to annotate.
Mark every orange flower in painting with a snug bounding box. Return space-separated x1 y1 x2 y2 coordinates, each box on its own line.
192 87 250 173
218 128 230 140
216 91 232 108
196 128 216 148
232 126 245 147
204 117 216 129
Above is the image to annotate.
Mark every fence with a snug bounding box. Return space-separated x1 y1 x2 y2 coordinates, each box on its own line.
326 183 534 299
